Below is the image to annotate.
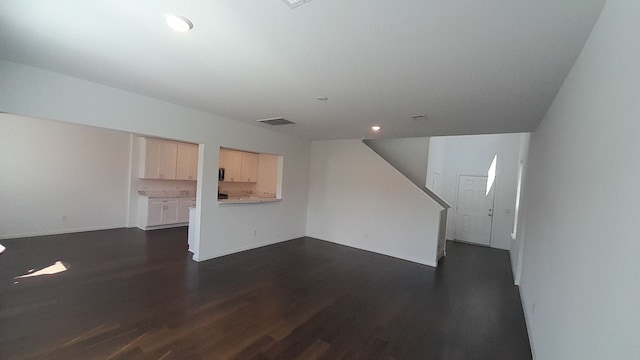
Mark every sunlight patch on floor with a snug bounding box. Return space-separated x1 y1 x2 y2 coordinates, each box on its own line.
15 261 68 279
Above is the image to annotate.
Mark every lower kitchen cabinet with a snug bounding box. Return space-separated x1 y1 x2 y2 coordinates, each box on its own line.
137 197 194 230
178 199 196 223
147 202 164 226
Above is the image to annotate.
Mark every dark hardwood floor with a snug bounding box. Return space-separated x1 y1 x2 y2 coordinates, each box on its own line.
0 228 531 359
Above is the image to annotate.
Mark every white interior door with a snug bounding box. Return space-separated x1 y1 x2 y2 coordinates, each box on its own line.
454 175 495 246
430 172 442 194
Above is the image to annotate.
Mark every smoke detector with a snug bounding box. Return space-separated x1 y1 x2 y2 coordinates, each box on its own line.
257 117 295 125
282 0 313 8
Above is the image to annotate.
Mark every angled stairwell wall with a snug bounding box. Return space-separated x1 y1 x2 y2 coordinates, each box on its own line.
364 138 450 207
364 137 430 188
364 138 451 259
306 139 447 267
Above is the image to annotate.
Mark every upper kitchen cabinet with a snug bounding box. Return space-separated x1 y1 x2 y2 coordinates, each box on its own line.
221 149 242 182
139 137 177 179
240 152 258 183
219 148 258 183
139 137 198 180
176 143 198 181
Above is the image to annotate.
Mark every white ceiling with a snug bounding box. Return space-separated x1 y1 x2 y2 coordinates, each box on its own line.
0 0 606 140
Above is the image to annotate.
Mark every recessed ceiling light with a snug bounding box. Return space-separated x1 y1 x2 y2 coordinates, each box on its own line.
371 125 381 132
165 14 193 33
282 0 313 8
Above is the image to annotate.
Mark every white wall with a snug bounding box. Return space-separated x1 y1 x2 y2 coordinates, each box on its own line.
306 139 442 267
426 136 446 195
364 137 430 188
510 133 530 285
518 1 640 359
0 113 130 238
0 60 311 261
428 133 523 250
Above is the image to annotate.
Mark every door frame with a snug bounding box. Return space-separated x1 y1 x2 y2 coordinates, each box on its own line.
452 174 496 246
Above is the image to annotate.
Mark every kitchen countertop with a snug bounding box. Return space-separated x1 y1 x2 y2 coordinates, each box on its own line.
138 190 195 199
218 197 280 205
143 195 196 199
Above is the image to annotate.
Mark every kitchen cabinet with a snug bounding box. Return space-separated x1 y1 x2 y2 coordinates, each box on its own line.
240 152 258 182
176 143 198 181
139 138 177 179
178 198 196 223
147 202 164 226
140 138 162 179
255 153 279 195
219 148 258 183
139 137 198 181
161 200 180 224
137 197 189 230
220 149 242 182
159 142 178 180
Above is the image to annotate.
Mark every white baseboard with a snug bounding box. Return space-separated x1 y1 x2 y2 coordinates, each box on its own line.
136 222 188 231
310 236 438 268
518 285 536 360
197 236 438 268
0 225 126 240
195 237 294 262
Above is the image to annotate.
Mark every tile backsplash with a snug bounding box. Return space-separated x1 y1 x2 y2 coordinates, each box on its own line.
137 179 197 193
218 181 276 198
218 181 254 196
256 191 277 198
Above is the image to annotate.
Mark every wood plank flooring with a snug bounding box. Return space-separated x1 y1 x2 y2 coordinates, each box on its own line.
0 228 531 359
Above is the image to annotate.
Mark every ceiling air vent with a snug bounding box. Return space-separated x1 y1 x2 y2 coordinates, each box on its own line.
282 0 313 8
257 117 295 126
